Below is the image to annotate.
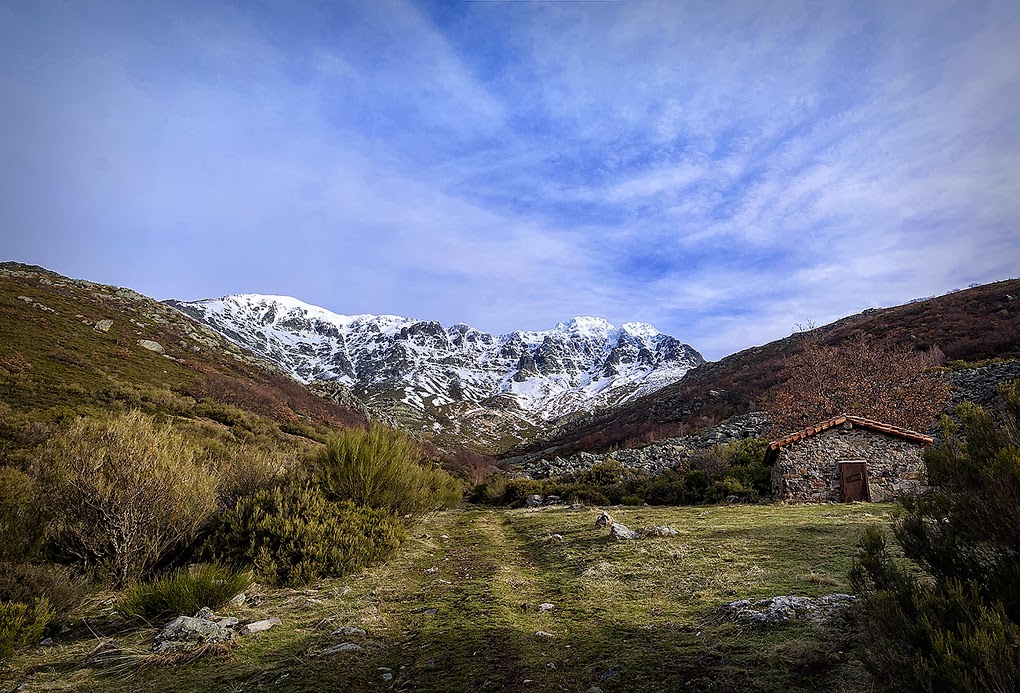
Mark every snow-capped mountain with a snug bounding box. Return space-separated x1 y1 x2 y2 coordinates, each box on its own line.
166 294 704 448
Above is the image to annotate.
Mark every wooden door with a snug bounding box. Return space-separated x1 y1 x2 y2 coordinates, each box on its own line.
839 461 870 502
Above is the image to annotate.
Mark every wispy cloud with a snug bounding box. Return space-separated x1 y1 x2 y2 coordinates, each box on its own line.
0 0 1017 359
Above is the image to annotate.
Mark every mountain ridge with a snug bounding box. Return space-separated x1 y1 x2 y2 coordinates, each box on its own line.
165 293 705 451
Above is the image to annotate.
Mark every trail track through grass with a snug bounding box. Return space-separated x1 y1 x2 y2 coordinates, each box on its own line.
6 504 888 692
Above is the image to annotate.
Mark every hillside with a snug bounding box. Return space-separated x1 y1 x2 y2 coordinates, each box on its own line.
505 280 1020 461
166 294 703 453
0 263 371 457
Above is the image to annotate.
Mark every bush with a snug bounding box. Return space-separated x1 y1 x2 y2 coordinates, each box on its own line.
117 563 252 623
0 598 53 662
45 410 219 586
204 482 406 586
212 444 301 509
315 425 461 519
850 380 1020 691
0 466 46 561
0 563 85 629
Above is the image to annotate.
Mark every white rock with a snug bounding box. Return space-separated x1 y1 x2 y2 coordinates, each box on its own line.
610 522 640 540
537 603 555 613
240 617 282 635
318 642 364 655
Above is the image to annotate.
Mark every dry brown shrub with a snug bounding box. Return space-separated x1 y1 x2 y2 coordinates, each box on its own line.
45 410 218 586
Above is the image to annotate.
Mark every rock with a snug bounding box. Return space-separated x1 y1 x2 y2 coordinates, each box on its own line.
229 592 247 606
537 603 555 613
547 534 564 542
39 637 55 647
534 631 555 637
526 494 544 508
594 511 613 529
588 687 604 693
317 642 364 655
137 339 165 354
239 617 282 635
217 617 239 628
331 626 367 637
94 319 113 332
424 567 439 574
153 615 235 653
194 607 216 620
610 522 640 540
382 672 393 681
719 594 856 624
544 495 562 505
643 525 679 537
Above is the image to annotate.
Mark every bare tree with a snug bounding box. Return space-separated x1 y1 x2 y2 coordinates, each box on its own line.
768 334 950 434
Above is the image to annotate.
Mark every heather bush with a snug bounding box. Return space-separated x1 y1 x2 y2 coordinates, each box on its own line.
45 410 219 586
211 444 302 508
315 424 461 519
0 562 85 629
0 466 46 561
117 563 252 623
204 482 405 586
0 598 53 662
850 381 1020 691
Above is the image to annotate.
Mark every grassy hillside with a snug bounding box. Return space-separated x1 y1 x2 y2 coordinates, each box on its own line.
0 262 369 455
507 279 1020 460
4 503 886 692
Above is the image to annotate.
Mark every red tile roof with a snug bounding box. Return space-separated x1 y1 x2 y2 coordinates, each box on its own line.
763 415 933 465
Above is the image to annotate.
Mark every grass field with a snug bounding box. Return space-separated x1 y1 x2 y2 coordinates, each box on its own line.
4 503 891 692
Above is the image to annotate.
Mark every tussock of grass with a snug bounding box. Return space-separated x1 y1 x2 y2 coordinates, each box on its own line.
117 564 252 624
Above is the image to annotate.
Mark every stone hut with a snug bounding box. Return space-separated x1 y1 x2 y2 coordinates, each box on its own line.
764 415 933 503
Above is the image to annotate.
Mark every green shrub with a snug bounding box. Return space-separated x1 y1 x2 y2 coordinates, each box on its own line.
204 482 406 586
620 495 645 506
0 598 53 662
0 562 85 629
850 381 1020 691
315 425 461 519
0 466 46 561
117 563 252 623
44 410 219 586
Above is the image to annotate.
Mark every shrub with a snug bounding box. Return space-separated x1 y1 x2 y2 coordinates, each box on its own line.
0 563 85 629
212 444 301 509
204 482 406 586
315 425 461 519
117 563 252 623
850 380 1020 691
0 466 46 561
44 410 219 586
0 598 53 662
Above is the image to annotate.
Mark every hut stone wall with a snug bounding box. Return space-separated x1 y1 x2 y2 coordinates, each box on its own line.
771 426 927 502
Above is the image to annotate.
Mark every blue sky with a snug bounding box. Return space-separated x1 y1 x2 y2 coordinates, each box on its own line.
1 0 1018 359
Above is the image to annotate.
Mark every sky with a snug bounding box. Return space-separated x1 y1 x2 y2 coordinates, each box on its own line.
1 0 1018 360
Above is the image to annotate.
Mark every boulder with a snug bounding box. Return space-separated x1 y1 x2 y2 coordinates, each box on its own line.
643 525 679 537
719 594 856 624
137 339 165 354
525 494 544 508
594 511 613 529
94 319 113 332
153 615 235 654
610 522 640 540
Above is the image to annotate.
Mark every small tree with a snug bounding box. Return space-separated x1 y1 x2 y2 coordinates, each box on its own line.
45 411 218 586
769 334 949 433
850 380 1020 691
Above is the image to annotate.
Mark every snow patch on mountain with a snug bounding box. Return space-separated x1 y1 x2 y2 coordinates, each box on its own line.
166 294 704 424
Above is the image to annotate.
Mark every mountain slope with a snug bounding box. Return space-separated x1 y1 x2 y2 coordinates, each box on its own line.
505 279 1020 461
165 294 704 452
0 263 372 450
